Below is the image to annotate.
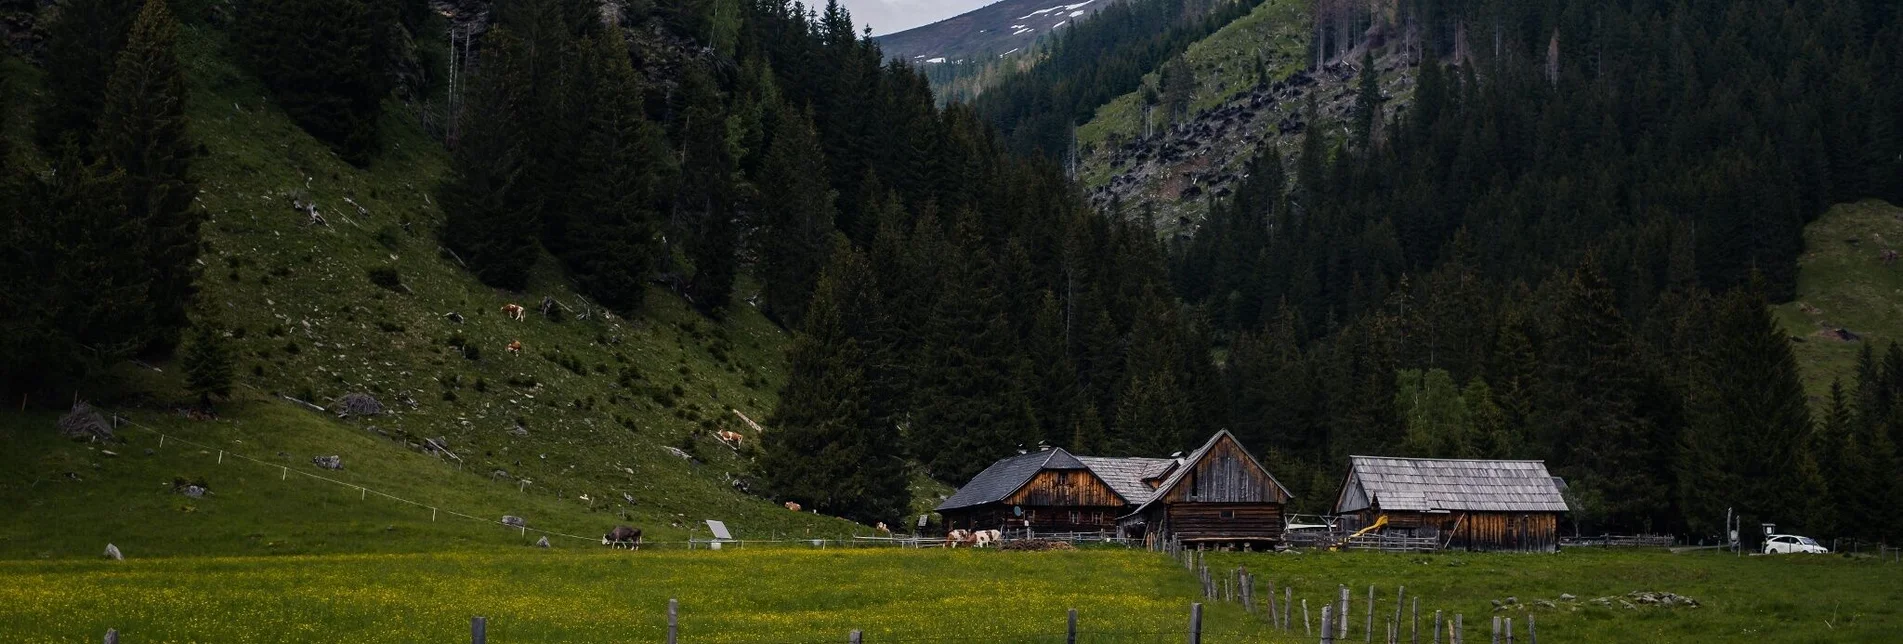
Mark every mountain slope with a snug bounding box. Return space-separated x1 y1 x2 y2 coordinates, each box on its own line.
1775 200 1903 399
0 15 887 556
877 0 1116 64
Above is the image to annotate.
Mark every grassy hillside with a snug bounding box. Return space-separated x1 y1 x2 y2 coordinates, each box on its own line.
0 18 901 557
1774 200 1903 399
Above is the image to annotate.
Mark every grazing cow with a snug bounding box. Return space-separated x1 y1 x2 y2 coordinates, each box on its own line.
875 522 890 534
973 529 1002 548
784 501 801 512
945 529 972 548
602 525 642 550
506 340 523 356
715 430 744 448
501 303 526 321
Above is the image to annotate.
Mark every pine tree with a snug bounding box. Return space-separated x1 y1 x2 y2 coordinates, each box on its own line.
1682 286 1823 533
561 35 672 313
678 64 739 313
35 0 140 153
440 28 539 290
760 237 910 524
0 148 145 397
756 104 836 328
1351 48 1381 150
98 0 200 355
182 318 235 407
239 0 394 165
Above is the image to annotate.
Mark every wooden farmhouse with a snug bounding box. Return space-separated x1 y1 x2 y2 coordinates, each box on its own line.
1116 431 1295 549
933 448 1173 533
1333 456 1570 552
935 431 1292 548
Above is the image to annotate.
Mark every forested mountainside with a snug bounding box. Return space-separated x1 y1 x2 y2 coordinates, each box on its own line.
3 0 1903 550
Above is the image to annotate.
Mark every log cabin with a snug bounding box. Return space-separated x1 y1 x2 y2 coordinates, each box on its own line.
1116 431 1295 549
1333 456 1570 552
934 448 1174 533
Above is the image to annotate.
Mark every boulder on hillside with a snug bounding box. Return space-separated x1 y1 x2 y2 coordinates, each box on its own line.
58 402 113 441
333 393 383 418
311 455 343 470
104 544 123 561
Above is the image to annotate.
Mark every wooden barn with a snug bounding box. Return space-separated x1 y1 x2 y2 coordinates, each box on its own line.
934 448 1173 533
1333 456 1570 552
1117 431 1295 549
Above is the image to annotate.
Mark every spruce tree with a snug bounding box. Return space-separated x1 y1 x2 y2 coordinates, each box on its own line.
36 0 140 153
440 28 538 290
677 65 738 313
99 0 201 355
239 0 393 165
756 104 836 328
182 318 234 407
561 35 671 313
760 237 909 524
1351 48 1381 150
0 148 145 397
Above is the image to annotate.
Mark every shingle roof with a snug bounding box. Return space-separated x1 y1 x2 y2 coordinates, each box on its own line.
1126 430 1295 517
1075 456 1176 506
1336 456 1570 513
935 449 1087 511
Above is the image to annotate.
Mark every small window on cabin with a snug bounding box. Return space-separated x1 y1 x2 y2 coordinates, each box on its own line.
1220 510 1236 520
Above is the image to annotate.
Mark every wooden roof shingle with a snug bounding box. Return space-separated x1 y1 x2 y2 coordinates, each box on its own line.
1336 456 1570 514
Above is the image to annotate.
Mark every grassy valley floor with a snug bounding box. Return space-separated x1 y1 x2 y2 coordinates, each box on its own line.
0 547 1895 642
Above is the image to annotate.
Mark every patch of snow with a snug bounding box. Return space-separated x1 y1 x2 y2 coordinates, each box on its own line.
1069 10 1085 17
925 57 947 64
1002 48 1020 57
1013 27 1034 35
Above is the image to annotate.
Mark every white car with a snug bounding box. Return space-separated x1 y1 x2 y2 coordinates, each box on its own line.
1763 534 1828 554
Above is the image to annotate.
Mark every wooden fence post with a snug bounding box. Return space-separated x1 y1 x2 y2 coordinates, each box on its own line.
1321 604 1335 644
471 617 486 644
1432 610 1442 644
1411 597 1419 644
1068 608 1078 644
667 598 679 644
1505 618 1513 644
1286 586 1294 631
1189 602 1203 644
1367 585 1376 642
1338 585 1351 639
1394 586 1405 640
103 630 118 644
1490 615 1500 644
1527 614 1536 644
1454 613 1463 644
849 629 862 644
1266 578 1278 624
1304 599 1312 637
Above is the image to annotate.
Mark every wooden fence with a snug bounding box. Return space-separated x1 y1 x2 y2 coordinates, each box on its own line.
1559 534 1675 548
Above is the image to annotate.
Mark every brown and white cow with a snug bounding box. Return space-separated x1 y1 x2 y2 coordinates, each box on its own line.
945 529 972 548
501 303 526 321
715 430 744 449
875 522 890 535
784 501 802 512
973 529 1002 548
506 339 523 356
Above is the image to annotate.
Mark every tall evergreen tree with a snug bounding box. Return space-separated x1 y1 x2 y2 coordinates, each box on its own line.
1351 48 1380 150
239 0 394 164
677 65 739 313
756 104 836 328
440 28 539 290
759 237 909 524
560 35 672 313
98 0 200 355
36 0 140 153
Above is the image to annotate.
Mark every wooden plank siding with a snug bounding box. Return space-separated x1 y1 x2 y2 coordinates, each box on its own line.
1350 509 1562 552
1167 503 1284 541
942 470 1130 532
1161 439 1291 504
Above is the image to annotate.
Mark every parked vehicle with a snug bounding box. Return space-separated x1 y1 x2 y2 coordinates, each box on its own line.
1763 534 1828 554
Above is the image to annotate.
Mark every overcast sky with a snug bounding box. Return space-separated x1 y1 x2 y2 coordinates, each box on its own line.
838 0 994 36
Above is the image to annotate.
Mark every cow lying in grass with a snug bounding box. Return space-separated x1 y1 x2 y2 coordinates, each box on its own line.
602 525 642 550
945 529 1002 548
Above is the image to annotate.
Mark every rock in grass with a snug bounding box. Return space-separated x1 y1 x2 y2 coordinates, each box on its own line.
535 536 550 548
183 485 206 498
333 393 383 418
502 515 525 527
311 455 343 470
1559 593 1576 601
59 403 113 441
104 544 123 560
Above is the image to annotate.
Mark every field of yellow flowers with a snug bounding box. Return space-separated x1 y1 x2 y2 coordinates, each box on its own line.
0 547 1297 643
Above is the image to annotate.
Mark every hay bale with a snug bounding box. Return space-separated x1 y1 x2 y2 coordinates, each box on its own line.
58 403 113 441
334 393 383 418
